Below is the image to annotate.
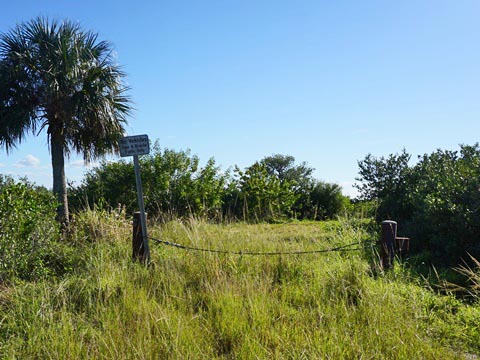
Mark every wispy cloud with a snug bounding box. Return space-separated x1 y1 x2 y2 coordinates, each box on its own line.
68 160 99 168
14 155 41 168
0 163 5 168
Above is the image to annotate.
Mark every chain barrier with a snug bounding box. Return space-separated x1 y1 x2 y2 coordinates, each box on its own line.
148 236 376 256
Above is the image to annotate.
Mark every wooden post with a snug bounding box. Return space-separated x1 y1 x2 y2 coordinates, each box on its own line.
133 211 148 263
380 220 397 270
133 155 149 263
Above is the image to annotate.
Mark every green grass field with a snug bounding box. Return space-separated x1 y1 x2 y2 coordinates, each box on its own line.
1 212 479 359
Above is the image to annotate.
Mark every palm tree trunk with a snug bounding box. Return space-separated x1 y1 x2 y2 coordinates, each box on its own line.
51 135 69 227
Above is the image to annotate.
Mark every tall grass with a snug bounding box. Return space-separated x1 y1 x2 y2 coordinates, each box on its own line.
0 211 479 358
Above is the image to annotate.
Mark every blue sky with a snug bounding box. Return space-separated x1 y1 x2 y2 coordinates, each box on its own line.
1 1 480 196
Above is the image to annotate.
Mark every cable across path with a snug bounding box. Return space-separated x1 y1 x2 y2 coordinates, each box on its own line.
148 236 376 256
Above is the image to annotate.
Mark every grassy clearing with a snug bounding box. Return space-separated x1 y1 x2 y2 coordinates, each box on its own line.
0 212 479 359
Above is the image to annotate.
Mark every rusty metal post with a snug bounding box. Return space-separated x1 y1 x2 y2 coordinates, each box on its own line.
133 211 148 263
380 220 397 270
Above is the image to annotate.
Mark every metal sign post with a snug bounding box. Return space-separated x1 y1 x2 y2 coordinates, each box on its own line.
119 134 150 262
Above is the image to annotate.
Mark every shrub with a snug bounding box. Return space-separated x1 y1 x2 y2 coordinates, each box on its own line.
356 144 480 266
0 178 75 282
309 181 350 220
69 143 228 220
233 162 298 221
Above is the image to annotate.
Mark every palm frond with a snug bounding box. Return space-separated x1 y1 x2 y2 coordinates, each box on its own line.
0 16 132 156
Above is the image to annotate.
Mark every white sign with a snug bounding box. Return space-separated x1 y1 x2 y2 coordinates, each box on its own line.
119 135 150 157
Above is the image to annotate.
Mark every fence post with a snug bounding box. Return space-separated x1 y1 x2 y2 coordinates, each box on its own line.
133 211 148 263
380 220 397 270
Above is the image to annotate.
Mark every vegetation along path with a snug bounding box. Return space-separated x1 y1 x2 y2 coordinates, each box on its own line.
0 209 479 359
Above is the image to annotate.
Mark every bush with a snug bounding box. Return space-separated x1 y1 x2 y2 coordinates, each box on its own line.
0 178 75 282
69 143 227 220
230 162 298 221
355 144 480 266
309 181 350 220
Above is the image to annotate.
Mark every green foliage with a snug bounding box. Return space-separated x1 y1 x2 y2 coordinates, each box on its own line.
143 145 200 217
233 162 298 221
70 146 349 222
259 154 350 220
356 149 412 221
0 178 77 282
350 199 378 219
0 174 14 188
69 159 136 212
260 153 314 190
309 181 350 220
408 146 480 259
142 144 226 219
70 143 228 220
356 144 480 266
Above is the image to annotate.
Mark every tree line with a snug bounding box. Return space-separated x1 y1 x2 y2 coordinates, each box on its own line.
69 142 349 222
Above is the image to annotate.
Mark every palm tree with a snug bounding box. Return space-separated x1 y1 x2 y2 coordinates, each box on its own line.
0 17 131 225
